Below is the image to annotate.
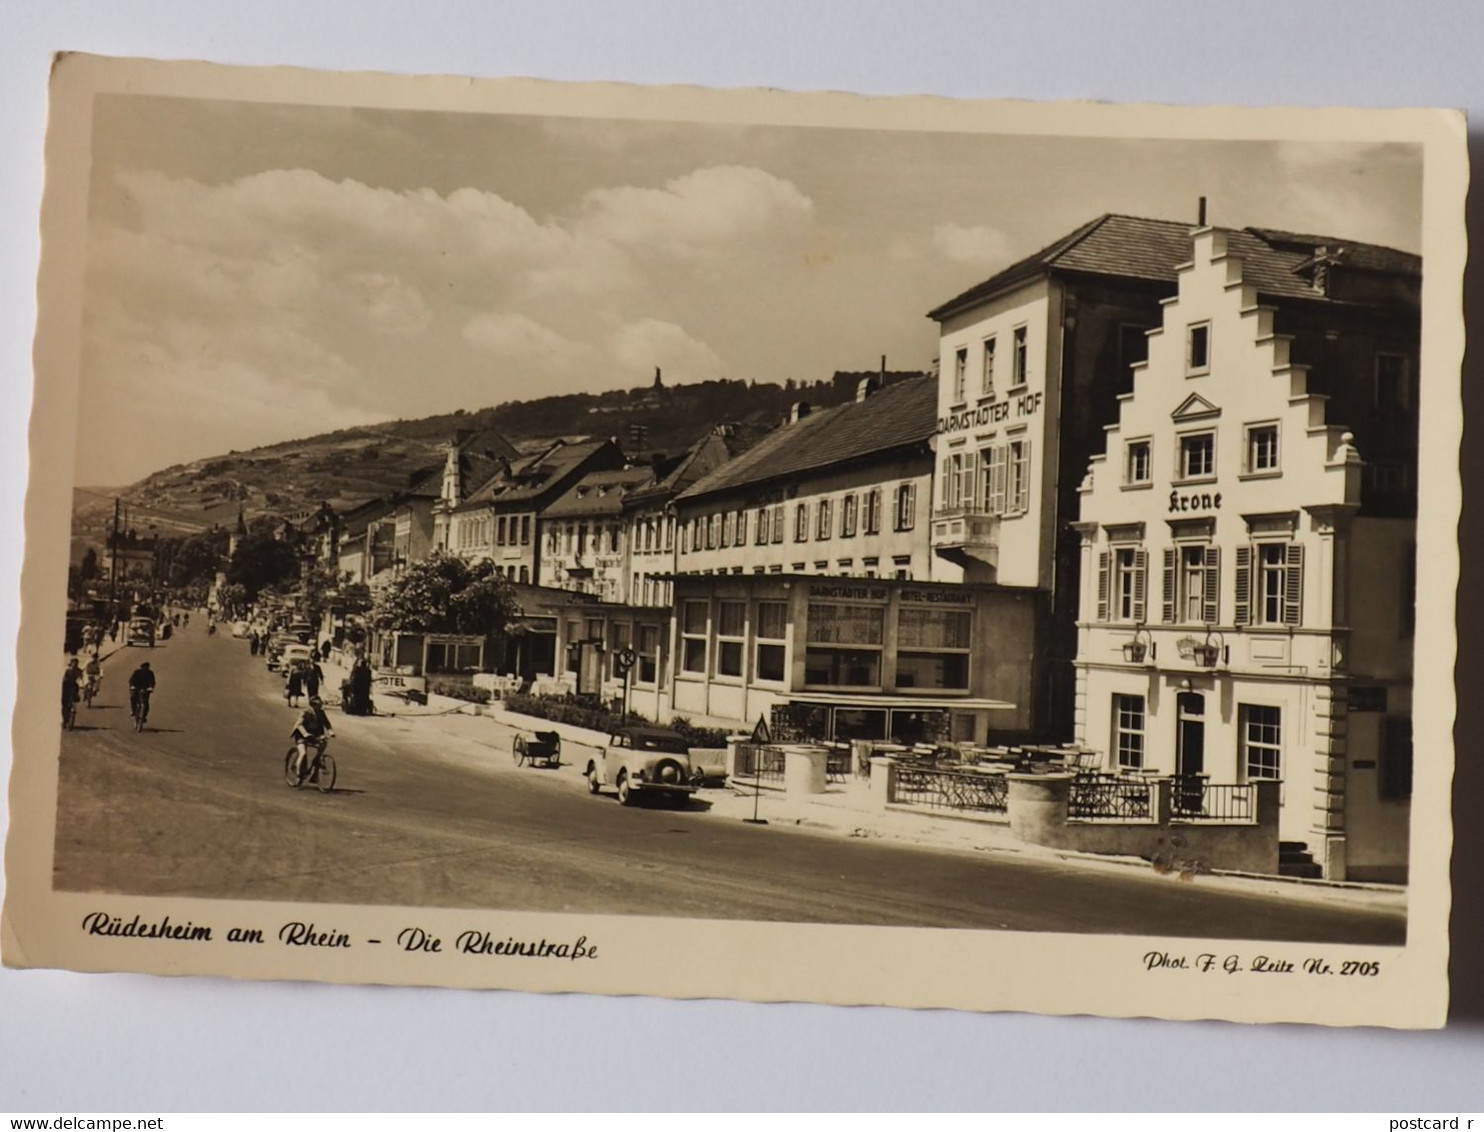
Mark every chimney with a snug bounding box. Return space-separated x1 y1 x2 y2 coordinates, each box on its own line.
856 377 874 402
880 354 886 379
788 401 811 424
1197 196 1208 226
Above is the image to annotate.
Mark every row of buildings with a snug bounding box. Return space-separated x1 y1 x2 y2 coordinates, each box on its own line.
316 209 1420 882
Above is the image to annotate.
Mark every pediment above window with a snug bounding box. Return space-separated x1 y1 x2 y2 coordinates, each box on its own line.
1171 392 1222 422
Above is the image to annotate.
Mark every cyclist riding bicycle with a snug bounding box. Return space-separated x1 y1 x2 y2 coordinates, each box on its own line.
291 696 335 780
128 661 156 726
82 655 102 704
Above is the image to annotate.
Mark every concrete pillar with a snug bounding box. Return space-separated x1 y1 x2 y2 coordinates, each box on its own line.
726 738 755 780
1007 772 1073 846
785 745 828 797
869 756 897 810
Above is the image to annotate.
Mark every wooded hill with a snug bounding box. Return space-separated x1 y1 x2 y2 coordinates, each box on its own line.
71 370 927 549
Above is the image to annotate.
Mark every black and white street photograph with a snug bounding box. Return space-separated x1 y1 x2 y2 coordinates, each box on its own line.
4 53 1464 1029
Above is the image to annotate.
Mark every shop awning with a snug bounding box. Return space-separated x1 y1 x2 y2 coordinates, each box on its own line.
785 692 1016 711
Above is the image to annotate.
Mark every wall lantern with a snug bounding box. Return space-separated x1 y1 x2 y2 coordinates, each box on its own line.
1192 628 1226 669
1122 626 1155 664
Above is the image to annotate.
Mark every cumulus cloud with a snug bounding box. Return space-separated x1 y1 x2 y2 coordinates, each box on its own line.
461 311 601 372
80 160 820 480
930 223 1014 267
606 319 724 382
578 165 815 263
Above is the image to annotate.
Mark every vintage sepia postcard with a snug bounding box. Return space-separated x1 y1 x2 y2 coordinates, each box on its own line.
3 53 1466 1027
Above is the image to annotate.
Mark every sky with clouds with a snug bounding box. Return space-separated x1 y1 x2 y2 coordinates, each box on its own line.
74 95 1422 486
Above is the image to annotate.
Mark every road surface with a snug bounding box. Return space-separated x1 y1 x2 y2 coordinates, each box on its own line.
52 620 1406 943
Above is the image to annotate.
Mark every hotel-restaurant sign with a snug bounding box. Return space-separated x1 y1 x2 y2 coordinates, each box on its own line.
808 582 973 605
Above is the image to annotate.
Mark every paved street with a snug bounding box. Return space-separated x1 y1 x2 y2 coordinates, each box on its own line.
52 620 1406 943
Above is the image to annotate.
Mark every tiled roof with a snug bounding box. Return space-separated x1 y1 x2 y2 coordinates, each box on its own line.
456 438 616 512
542 466 657 518
928 214 1421 320
625 432 736 508
677 376 936 502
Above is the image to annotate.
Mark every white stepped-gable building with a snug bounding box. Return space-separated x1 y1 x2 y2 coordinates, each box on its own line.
1072 226 1416 882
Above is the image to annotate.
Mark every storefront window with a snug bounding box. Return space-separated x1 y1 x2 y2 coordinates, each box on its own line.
805 602 883 687
835 708 888 741
804 648 880 687
894 606 971 690
755 600 787 682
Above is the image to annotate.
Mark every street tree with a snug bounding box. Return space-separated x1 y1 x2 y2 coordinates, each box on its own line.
226 530 301 601
370 552 518 636
167 528 230 590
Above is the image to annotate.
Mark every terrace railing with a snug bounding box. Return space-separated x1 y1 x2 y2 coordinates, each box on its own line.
1068 773 1156 820
1170 778 1256 823
892 765 1009 815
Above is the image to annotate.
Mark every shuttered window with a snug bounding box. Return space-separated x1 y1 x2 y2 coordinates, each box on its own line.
1170 545 1221 623
1161 548 1177 623
1109 548 1146 622
893 483 916 531
1237 543 1303 626
1096 550 1111 622
1234 545 1252 624
1283 543 1304 625
986 446 1009 514
1009 439 1031 512
1203 546 1221 624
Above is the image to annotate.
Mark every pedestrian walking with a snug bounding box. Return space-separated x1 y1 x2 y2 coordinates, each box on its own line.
285 661 305 708
304 660 323 700
349 654 373 716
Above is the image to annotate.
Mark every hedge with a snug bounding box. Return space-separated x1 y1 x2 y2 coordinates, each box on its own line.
427 678 492 704
501 694 729 747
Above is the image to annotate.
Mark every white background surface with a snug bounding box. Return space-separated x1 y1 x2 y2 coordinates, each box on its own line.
3 0 1482 1112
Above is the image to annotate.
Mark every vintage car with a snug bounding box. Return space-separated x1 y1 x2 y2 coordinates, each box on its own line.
276 643 315 674
264 634 299 671
585 726 696 807
231 620 250 639
126 617 155 647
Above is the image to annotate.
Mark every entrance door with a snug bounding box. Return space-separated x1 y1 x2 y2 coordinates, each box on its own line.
1175 692 1206 815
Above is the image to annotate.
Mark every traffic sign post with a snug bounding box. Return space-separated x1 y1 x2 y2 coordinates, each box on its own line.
745 714 771 825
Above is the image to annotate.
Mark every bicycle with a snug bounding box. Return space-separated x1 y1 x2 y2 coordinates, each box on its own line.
284 737 336 793
83 675 99 710
63 696 78 731
130 688 151 732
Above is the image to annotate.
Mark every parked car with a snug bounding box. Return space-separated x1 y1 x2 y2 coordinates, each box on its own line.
278 643 314 672
286 621 314 644
265 634 299 671
688 745 729 787
126 617 155 647
585 726 696 807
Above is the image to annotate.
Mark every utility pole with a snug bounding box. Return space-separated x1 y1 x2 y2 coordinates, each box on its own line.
108 497 121 612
